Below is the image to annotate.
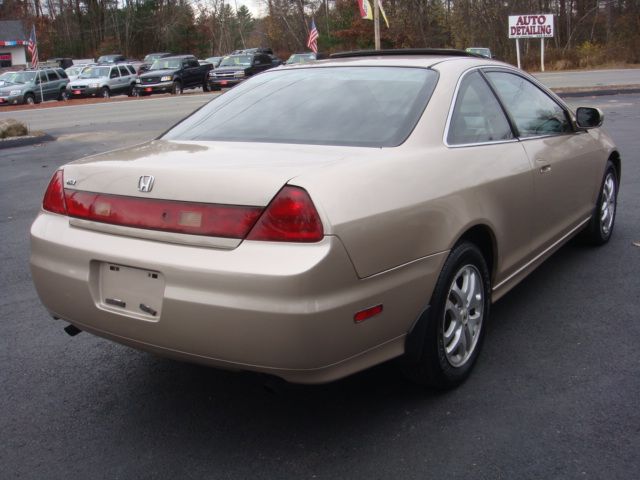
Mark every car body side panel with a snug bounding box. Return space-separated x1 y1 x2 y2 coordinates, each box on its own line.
522 131 605 254
295 141 536 284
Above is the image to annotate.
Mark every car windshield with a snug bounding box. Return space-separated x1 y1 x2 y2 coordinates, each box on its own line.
97 55 119 63
163 67 438 147
144 54 166 63
467 48 491 57
286 54 315 64
219 55 252 67
1 71 36 84
150 59 181 70
79 67 110 79
65 67 83 76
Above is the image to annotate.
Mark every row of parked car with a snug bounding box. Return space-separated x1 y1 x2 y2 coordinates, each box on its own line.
0 49 323 106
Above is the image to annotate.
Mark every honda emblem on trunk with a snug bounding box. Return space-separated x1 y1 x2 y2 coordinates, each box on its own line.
138 175 155 192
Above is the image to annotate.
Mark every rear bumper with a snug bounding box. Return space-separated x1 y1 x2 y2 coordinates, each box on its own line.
30 211 445 383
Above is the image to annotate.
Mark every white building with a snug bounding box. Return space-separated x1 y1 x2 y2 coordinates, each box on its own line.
0 21 28 68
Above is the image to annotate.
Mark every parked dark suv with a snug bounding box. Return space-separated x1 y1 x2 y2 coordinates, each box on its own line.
136 55 212 95
208 52 276 90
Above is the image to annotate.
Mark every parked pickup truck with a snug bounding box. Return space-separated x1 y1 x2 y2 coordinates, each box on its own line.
135 55 213 95
208 52 276 91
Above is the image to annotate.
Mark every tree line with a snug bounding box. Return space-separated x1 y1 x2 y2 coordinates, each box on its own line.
1 0 638 69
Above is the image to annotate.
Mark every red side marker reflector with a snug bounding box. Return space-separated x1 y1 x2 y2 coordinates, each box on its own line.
354 304 383 323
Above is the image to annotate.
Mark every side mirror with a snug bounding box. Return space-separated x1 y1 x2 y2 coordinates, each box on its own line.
576 107 604 129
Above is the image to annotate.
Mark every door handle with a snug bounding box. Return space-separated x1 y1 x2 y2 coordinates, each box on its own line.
540 164 552 174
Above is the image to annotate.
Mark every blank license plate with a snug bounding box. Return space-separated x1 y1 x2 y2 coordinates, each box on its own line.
99 263 165 320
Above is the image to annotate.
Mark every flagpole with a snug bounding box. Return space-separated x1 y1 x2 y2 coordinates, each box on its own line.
373 0 380 50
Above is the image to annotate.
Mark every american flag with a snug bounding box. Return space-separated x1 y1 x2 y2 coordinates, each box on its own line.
28 25 38 69
307 19 319 54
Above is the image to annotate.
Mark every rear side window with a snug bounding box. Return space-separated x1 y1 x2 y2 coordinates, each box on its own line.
46 70 59 81
486 71 572 137
127 65 135 74
57 69 68 79
164 67 438 147
447 71 513 145
118 66 129 76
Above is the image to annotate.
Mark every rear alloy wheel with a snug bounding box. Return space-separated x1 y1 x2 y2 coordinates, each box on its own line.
172 81 182 95
402 242 490 389
101 87 110 99
58 89 70 101
582 161 618 245
24 93 36 105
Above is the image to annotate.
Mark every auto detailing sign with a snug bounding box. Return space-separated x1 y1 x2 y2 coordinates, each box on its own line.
509 15 554 38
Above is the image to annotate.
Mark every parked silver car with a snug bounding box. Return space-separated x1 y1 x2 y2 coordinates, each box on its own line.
0 68 69 105
67 64 137 98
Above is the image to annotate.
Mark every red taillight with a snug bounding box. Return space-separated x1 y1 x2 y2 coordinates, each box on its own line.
42 170 67 215
247 186 324 242
64 190 263 238
354 304 383 323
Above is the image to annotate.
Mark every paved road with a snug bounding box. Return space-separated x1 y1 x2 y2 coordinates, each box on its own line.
533 68 640 88
1 94 639 479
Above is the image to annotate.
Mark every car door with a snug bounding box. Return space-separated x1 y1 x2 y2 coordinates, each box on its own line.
118 65 132 92
35 71 50 101
445 69 536 281
45 70 61 100
485 69 602 254
187 58 201 87
108 66 121 92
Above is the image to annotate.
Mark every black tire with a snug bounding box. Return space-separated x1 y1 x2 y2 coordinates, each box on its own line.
211 85 221 92
127 84 136 97
402 242 491 389
24 93 36 105
581 160 618 246
100 87 110 99
202 80 210 92
171 81 182 95
58 89 70 101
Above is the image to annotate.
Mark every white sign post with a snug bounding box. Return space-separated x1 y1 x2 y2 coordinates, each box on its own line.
508 14 554 71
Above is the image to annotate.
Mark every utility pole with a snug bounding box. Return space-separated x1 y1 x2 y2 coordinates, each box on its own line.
374 0 380 50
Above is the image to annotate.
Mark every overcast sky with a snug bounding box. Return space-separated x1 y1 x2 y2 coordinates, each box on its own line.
235 0 264 17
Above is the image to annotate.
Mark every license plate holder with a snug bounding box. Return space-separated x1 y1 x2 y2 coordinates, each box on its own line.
98 263 165 320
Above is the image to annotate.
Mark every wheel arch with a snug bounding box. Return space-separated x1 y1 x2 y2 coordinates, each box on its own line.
609 150 621 182
453 224 498 285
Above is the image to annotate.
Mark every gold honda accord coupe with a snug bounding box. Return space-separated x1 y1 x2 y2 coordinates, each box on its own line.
31 50 620 388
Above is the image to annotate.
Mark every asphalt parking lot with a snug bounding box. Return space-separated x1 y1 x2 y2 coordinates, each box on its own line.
1 93 639 479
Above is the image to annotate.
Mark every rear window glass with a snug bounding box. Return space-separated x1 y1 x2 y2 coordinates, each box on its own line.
163 67 437 147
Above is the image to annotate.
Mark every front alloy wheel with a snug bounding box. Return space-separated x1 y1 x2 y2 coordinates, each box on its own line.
582 160 618 245
599 172 616 237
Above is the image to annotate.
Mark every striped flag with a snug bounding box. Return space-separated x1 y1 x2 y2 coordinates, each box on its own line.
358 0 373 20
27 25 38 69
307 19 319 54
